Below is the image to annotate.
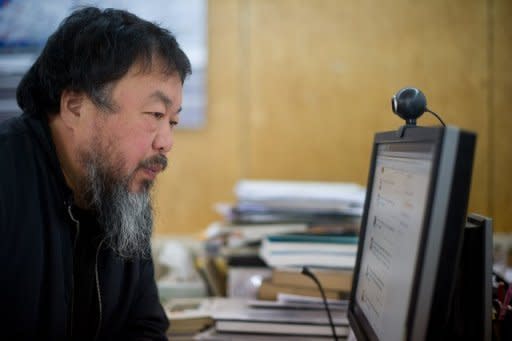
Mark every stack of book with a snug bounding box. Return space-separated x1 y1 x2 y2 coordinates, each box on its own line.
166 297 349 340
199 221 309 297
259 233 358 270
201 179 364 298
258 267 353 301
228 179 366 225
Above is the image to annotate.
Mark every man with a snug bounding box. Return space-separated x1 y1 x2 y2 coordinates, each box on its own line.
0 6 191 339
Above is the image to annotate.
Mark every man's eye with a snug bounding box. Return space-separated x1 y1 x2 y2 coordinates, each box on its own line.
152 112 164 119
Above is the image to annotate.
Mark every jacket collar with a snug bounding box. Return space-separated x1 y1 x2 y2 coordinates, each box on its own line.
22 113 74 206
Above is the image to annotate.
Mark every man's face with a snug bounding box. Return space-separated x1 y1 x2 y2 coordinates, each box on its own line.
71 63 183 258
77 63 183 194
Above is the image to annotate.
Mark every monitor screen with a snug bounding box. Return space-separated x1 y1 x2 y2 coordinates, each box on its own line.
348 126 476 341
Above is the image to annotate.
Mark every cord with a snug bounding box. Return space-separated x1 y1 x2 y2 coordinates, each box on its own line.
301 266 339 341
426 108 446 127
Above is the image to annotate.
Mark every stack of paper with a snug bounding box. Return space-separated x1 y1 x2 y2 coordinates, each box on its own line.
236 179 366 214
166 297 349 339
227 180 366 224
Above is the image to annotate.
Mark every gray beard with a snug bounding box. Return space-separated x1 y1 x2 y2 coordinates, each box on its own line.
78 143 154 260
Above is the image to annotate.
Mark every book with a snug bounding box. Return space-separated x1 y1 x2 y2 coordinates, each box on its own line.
215 320 349 337
204 221 309 247
260 251 356 268
260 234 358 269
275 293 349 308
167 316 213 334
213 298 349 337
220 245 266 267
166 297 348 338
165 298 215 335
266 234 358 244
248 297 348 311
195 327 340 340
263 235 358 253
271 267 353 292
195 255 226 296
257 278 345 300
229 207 358 225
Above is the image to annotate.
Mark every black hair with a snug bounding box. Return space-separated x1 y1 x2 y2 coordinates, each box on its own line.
16 6 192 116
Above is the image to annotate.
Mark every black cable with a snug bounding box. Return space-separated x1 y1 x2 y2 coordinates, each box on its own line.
301 266 339 341
426 108 446 127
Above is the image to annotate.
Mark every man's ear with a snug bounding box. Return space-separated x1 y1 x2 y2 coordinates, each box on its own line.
60 90 85 129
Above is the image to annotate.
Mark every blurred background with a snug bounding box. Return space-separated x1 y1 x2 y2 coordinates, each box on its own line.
154 0 511 235
0 0 510 235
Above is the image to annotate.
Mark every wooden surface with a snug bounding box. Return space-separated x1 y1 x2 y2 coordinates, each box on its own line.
153 0 511 235
153 0 242 234
492 0 512 232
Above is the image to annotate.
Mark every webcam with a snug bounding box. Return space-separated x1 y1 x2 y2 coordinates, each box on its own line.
391 87 427 125
391 87 446 138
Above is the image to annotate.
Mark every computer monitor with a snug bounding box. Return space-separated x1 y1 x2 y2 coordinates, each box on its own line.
348 125 476 340
447 213 492 341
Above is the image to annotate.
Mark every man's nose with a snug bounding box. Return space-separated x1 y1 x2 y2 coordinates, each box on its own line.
153 123 173 154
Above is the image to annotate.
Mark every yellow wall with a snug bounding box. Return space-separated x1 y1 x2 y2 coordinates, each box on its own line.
153 0 512 235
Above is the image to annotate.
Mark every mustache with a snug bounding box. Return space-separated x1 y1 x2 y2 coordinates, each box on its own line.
139 154 168 171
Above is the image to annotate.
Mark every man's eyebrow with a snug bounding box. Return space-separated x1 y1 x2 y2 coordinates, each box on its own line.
149 90 172 108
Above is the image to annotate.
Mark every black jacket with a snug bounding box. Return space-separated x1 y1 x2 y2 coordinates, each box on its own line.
0 114 169 339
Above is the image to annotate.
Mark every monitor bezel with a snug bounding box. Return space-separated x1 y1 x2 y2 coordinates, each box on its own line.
348 125 476 341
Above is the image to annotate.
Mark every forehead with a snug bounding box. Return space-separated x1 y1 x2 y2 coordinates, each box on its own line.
110 62 183 109
129 57 178 80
